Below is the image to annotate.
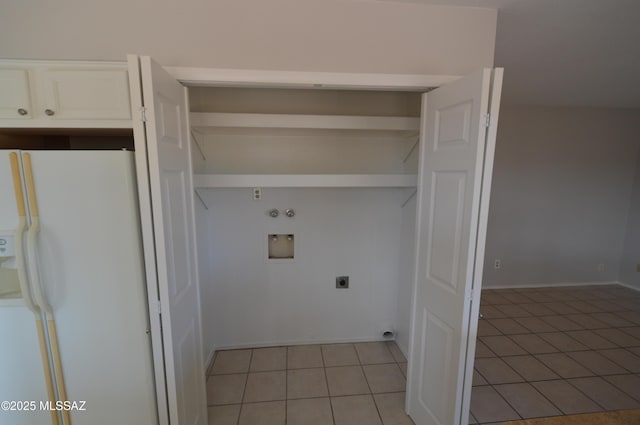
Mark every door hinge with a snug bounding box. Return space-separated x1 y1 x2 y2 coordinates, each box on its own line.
156 299 162 315
484 113 491 128
139 107 147 123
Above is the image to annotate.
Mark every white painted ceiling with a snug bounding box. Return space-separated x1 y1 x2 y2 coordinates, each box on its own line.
382 0 640 107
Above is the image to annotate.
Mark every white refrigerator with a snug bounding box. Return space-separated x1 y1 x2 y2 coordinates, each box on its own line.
0 150 158 425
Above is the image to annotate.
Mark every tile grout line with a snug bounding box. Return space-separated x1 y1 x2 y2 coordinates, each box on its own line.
319 345 337 425
562 377 608 412
475 286 640 423
236 349 253 425
600 374 640 404
483 382 523 423
512 376 572 419
362 343 393 425
207 288 637 423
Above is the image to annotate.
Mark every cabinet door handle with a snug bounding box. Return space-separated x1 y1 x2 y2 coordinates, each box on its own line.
18 108 28 116
44 109 55 116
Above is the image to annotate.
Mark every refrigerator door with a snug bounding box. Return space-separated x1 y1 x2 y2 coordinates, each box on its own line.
25 150 157 425
0 150 52 425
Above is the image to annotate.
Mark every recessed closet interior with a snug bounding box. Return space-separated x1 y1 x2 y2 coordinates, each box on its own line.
188 86 426 362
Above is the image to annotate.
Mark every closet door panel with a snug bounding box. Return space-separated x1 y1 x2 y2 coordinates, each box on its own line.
138 56 207 425
407 68 502 425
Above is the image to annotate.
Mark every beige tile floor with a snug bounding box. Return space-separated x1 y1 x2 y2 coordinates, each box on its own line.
206 341 413 425
471 284 640 425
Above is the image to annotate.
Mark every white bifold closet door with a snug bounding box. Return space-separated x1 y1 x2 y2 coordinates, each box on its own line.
407 68 503 425
129 55 207 425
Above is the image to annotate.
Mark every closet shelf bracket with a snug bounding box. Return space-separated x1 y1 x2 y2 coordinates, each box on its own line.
194 189 209 210
403 136 420 163
402 189 418 208
190 130 207 161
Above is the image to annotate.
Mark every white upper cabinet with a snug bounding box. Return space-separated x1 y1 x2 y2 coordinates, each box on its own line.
0 68 32 120
41 68 131 121
0 61 132 128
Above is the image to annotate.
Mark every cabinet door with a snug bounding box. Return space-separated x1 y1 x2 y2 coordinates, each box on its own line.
0 68 33 120
407 68 503 425
41 68 132 120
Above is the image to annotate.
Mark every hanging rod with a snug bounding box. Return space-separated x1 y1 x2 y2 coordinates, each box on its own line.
194 189 208 210
403 136 420 163
190 130 207 161
401 189 417 208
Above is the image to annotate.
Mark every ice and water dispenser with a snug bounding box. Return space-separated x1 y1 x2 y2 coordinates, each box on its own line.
0 232 20 298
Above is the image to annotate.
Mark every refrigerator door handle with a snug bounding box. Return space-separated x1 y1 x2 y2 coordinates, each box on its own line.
9 153 39 314
10 152 62 425
22 153 73 425
22 153 54 316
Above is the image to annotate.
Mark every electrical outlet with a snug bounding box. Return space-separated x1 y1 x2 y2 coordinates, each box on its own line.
494 259 501 269
253 188 262 200
336 276 349 289
597 263 605 272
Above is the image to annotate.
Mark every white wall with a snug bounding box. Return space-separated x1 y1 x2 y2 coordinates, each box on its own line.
198 187 405 350
395 192 416 355
620 149 640 289
0 0 496 75
483 106 640 287
194 196 216 362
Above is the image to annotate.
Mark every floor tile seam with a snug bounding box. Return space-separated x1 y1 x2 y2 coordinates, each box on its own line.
476 338 501 358
569 350 636 376
213 400 314 407
380 341 395 362
537 331 590 351
475 383 523 423
562 330 631 351
586 350 640 374
475 358 527 385
593 334 640 348
562 377 611 412
487 346 626 377
600 376 640 404
353 343 365 365
239 396 288 404
502 333 562 356
477 374 572 386
493 380 564 420
284 346 288 425
319 346 337 425
478 320 507 338
359 359 385 424
361 360 400 366
211 369 286 376
209 401 245 407
496 360 562 382
238 350 252 405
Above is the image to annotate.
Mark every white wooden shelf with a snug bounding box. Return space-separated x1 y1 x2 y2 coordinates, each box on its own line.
194 174 418 188
190 112 419 132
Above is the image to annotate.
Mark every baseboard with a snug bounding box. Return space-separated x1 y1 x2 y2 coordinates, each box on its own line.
213 336 394 351
616 281 640 293
395 340 409 359
205 347 216 374
482 280 624 290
